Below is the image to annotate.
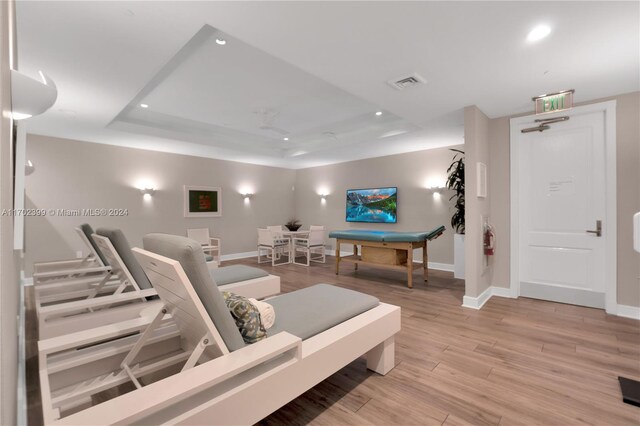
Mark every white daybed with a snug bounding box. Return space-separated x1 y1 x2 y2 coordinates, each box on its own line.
37 229 281 339
38 234 400 425
33 224 106 271
36 230 157 339
32 224 112 287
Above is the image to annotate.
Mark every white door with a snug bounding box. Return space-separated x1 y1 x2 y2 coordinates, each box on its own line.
511 101 616 311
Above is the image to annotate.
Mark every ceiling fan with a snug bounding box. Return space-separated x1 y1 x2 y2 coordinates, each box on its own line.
255 108 289 136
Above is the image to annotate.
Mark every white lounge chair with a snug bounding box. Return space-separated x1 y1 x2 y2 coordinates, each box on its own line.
37 228 281 339
32 224 112 287
38 234 400 424
36 229 158 339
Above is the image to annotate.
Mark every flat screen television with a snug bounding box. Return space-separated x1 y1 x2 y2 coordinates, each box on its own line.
346 187 397 223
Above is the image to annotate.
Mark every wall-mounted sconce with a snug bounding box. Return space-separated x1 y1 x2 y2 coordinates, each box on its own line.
241 192 254 200
429 186 445 194
25 160 35 176
140 188 156 198
320 193 329 200
11 70 58 120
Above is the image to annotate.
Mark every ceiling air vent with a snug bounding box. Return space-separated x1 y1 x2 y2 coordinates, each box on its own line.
387 73 426 91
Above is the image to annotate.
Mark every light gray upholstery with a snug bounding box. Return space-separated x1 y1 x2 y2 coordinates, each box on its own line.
267 284 379 340
80 223 108 266
95 228 153 290
211 265 269 286
143 233 246 352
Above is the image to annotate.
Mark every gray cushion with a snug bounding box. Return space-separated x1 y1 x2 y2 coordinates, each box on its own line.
95 228 153 290
211 265 269 286
80 223 108 266
142 233 246 352
267 284 379 340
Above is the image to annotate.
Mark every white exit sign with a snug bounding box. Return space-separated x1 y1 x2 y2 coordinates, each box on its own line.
533 89 574 114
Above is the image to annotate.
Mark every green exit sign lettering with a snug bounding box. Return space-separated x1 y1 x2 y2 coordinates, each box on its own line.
533 89 574 114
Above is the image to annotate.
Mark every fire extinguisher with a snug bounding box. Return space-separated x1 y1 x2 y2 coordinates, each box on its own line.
484 224 495 256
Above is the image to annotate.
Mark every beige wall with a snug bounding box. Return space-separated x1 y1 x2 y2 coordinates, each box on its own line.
26 137 459 274
293 146 461 266
463 106 493 298
1 0 18 424
487 116 510 289
24 135 296 275
487 91 640 307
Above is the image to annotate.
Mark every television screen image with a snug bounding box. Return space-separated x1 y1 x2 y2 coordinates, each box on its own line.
346 187 397 223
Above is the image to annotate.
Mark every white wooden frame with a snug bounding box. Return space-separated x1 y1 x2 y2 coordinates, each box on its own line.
257 228 291 266
187 228 222 265
184 185 222 218
37 233 280 339
292 228 326 266
42 248 400 425
36 234 152 339
33 227 111 284
218 274 280 300
509 100 617 314
38 312 185 424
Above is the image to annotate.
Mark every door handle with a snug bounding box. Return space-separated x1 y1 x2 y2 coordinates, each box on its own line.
586 220 602 237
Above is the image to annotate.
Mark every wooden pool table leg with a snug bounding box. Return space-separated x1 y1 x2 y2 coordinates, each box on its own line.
335 242 340 275
407 245 413 289
423 243 428 283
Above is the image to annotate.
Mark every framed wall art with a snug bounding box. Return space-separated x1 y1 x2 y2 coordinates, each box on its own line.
184 186 222 217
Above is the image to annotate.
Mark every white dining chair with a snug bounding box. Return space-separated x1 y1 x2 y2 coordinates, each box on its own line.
187 228 221 266
293 225 326 266
257 226 290 266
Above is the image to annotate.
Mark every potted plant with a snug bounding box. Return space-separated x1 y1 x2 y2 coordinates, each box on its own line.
285 219 302 231
446 149 465 279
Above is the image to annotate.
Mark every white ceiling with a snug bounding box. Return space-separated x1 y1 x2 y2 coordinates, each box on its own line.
108 24 420 160
16 1 640 169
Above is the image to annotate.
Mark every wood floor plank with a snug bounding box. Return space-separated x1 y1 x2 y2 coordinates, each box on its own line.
431 363 586 425
487 365 640 424
355 395 445 426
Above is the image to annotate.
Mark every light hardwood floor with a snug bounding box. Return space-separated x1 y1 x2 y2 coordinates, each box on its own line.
26 256 640 425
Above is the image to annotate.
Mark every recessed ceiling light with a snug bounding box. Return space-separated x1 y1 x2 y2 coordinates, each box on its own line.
216 38 227 45
283 137 289 141
140 103 149 108
375 111 383 116
527 25 551 42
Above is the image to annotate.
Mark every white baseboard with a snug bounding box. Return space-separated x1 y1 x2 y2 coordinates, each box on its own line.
427 262 454 272
462 285 515 310
220 251 258 262
326 249 354 257
462 286 640 321
616 304 640 320
462 286 493 309
325 250 454 272
490 286 517 298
